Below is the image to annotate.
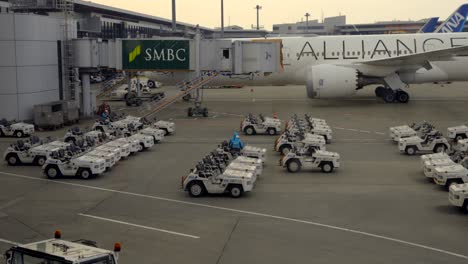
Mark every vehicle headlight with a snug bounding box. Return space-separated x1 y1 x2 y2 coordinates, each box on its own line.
438 175 443 179
94 165 99 168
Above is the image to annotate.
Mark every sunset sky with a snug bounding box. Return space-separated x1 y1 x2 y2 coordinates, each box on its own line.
87 0 468 30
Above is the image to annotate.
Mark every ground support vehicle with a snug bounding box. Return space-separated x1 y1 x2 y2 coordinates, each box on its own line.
447 125 468 142
281 149 340 173
241 114 282 136
182 166 256 198
151 120 176 135
448 183 468 212
453 139 468 152
241 145 267 163
125 91 165 107
3 139 69 166
92 120 118 136
4 231 121 264
43 150 106 179
113 138 140 153
96 144 126 160
86 149 118 170
0 119 35 138
433 160 468 188
226 162 260 177
140 127 165 143
230 156 263 175
398 132 450 155
389 121 435 142
128 134 154 151
423 158 456 179
63 127 85 144
421 152 451 167
275 132 326 155
390 126 418 142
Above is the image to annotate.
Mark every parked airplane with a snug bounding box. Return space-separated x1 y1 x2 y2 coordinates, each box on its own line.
148 33 468 103
418 17 439 33
435 4 468 33
146 6 468 103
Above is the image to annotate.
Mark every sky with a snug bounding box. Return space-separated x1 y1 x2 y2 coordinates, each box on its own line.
87 0 468 30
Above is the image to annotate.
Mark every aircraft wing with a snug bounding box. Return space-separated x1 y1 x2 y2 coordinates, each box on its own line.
358 45 468 68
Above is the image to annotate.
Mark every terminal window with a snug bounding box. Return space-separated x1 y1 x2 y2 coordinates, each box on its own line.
223 49 230 59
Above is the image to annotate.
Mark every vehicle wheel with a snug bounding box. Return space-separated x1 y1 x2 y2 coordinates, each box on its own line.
280 145 291 155
321 162 334 173
6 154 19 166
244 126 255 136
182 94 192 101
202 108 208 117
35 156 46 166
446 179 463 190
147 80 156 88
45 165 61 179
188 107 193 117
396 91 410 104
138 143 144 152
267 128 277 136
434 144 447 153
136 99 143 106
188 181 205 197
375 86 385 97
383 90 396 103
229 185 244 198
79 169 92 179
96 126 105 133
455 134 466 142
286 159 301 173
405 146 417 155
14 131 23 138
162 128 169 136
463 201 468 213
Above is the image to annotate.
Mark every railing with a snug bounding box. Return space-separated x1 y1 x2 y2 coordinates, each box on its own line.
142 72 218 118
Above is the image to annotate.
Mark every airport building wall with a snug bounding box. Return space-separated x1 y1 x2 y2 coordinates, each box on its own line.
0 13 62 120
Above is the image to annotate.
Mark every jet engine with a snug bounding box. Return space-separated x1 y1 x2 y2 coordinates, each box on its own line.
306 64 360 99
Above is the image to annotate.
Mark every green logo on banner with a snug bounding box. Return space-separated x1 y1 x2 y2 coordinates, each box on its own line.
122 40 190 70
129 45 141 63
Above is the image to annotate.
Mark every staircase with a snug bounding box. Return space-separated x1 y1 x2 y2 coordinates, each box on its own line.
143 72 218 118
97 76 127 99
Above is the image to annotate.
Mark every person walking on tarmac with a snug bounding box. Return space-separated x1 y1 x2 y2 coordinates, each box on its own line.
228 132 244 157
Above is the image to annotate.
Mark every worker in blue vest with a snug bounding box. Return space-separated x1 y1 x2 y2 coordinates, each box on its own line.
228 132 244 156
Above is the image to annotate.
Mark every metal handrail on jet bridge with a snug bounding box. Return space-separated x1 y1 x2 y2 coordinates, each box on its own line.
142 72 219 118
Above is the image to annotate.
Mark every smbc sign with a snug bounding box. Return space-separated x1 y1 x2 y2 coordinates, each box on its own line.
122 40 190 70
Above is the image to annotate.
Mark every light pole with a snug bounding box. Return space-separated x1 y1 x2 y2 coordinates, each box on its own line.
221 0 224 38
172 0 176 32
255 5 262 30
305 12 310 34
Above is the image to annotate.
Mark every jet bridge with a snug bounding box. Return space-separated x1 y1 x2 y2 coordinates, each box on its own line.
114 38 282 74
73 37 282 116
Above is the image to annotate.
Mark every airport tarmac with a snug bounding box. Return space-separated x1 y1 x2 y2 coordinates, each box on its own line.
1 83 468 264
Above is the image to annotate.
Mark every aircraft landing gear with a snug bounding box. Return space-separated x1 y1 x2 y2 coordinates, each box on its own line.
375 87 410 104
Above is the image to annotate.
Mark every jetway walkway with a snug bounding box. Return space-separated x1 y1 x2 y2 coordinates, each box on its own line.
73 36 282 117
